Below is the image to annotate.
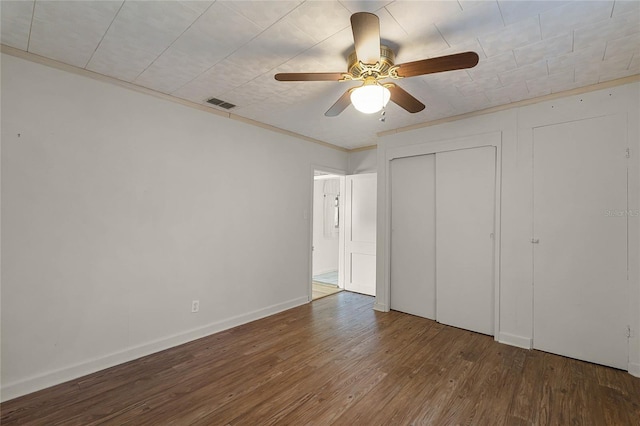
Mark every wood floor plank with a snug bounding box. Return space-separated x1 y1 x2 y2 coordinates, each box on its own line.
2 292 639 425
364 327 480 424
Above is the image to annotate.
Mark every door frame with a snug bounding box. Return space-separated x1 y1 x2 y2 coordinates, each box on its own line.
380 132 503 339
309 164 346 302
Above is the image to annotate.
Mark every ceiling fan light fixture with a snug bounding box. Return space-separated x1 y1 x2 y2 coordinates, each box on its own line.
350 78 390 114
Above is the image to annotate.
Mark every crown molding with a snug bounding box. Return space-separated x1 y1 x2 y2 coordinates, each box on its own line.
0 45 349 153
6 45 639 154
348 144 377 152
378 74 640 137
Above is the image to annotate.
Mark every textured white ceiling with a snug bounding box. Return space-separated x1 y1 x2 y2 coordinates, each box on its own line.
1 0 639 149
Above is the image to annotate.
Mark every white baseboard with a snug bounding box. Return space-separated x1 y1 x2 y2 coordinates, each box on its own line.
373 301 388 312
498 336 640 377
0 296 308 402
498 332 532 350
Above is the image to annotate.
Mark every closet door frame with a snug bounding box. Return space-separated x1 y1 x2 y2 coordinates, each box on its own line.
380 132 503 340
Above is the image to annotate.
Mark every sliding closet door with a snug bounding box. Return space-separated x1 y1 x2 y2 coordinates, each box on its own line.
533 115 628 369
436 147 496 335
390 155 436 318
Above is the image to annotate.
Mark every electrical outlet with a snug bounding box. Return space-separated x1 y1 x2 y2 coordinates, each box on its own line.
191 300 200 313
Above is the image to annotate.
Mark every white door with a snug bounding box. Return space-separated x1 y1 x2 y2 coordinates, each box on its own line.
436 147 496 335
533 115 628 369
344 173 376 296
390 155 436 318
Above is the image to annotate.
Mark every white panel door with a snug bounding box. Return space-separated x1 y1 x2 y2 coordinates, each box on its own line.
345 173 377 296
533 115 628 369
390 155 436 318
436 147 496 335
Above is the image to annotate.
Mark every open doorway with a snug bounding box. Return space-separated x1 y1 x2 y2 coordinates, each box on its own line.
310 169 377 301
312 171 345 300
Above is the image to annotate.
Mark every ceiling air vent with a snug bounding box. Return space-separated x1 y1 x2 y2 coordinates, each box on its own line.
206 97 236 110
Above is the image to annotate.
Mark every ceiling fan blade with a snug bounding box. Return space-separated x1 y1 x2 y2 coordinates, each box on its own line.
388 84 425 113
351 12 381 64
325 90 352 117
275 72 347 82
394 52 480 78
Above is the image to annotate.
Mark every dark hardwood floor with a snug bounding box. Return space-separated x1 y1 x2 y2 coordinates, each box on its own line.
2 291 639 425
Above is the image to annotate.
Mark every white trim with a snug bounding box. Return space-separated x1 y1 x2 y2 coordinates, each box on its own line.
385 131 502 161
493 137 503 341
629 362 640 378
338 176 347 290
0 45 349 153
314 174 342 181
0 296 308 402
373 302 389 312
4 45 638 154
309 164 347 300
377 75 640 138
311 165 347 177
498 332 533 350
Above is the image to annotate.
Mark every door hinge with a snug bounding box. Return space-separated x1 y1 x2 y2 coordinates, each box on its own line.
625 148 630 158
626 325 632 338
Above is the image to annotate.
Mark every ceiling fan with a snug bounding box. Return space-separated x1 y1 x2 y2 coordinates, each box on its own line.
274 12 479 117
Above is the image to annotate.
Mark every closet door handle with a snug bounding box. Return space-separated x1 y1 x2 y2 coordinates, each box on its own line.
531 239 540 244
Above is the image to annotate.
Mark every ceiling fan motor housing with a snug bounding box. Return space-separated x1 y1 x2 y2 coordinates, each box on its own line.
347 45 395 79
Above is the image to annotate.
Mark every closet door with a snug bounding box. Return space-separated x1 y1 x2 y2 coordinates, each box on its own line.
390 155 436 318
532 115 628 369
436 147 496 335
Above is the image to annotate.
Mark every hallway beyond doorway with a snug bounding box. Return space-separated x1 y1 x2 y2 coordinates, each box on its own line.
312 270 338 285
312 282 342 300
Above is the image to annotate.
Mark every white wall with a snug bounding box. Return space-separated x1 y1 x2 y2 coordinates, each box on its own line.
348 149 377 174
0 53 348 400
312 178 340 276
376 81 640 375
